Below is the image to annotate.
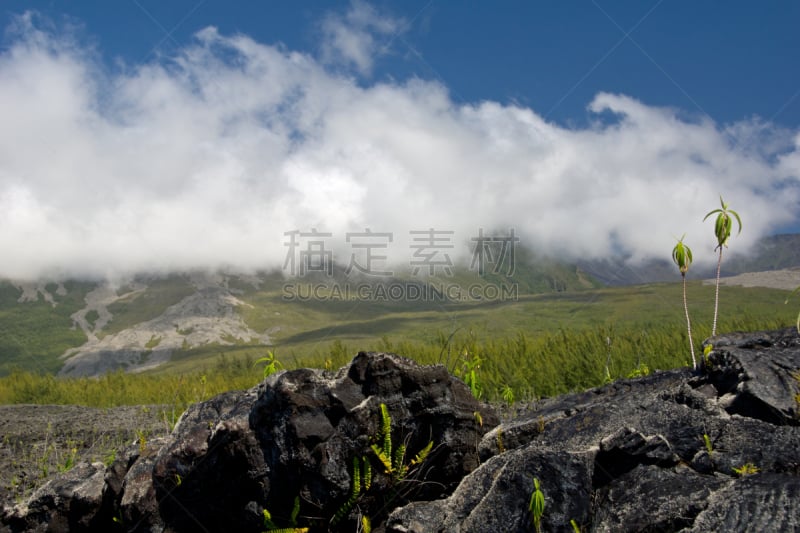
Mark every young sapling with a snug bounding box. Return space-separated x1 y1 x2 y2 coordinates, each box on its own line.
704 195 742 336
672 235 697 369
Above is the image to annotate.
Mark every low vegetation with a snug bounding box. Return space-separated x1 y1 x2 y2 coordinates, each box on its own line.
0 363 256 420
0 314 789 410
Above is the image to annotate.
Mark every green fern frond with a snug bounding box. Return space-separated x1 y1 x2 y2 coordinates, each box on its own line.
263 508 277 530
379 403 392 458
732 462 759 476
393 444 408 481
361 515 372 533
393 444 406 470
394 463 408 483
410 440 433 467
362 456 372 491
351 457 362 497
331 457 363 526
262 502 309 532
370 444 393 474
290 495 300 526
331 490 358 525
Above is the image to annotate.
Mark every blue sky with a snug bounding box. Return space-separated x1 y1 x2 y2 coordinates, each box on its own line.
0 1 799 279
4 1 799 127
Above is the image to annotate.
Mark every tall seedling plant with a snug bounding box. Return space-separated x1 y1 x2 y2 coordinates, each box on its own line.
672 235 696 369
704 196 742 336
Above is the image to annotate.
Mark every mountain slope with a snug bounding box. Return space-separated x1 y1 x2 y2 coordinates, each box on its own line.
59 273 273 377
0 234 797 377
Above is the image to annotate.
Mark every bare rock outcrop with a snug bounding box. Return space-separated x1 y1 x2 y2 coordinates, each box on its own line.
388 327 800 532
4 328 800 532
3 352 494 532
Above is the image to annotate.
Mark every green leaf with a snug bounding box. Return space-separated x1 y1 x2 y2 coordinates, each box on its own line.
410 440 434 467
730 208 743 235
290 495 300 526
705 195 742 248
263 508 277 530
370 444 392 474
671 235 693 274
703 433 713 454
362 455 372 491
702 208 722 221
529 477 546 533
379 403 392 458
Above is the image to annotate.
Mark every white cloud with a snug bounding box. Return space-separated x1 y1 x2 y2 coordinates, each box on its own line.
0 11 798 280
319 0 406 75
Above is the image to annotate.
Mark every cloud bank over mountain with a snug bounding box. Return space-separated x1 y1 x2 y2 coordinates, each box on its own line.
1 6 798 280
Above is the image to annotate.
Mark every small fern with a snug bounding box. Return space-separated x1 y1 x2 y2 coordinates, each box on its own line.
331 457 363 526
370 444 393 476
371 404 394 476
732 462 760 476
262 508 276 529
702 343 714 368
327 403 436 529
361 456 372 491
361 515 372 533
289 495 300 526
263 528 309 533
410 440 433 467
392 445 408 482
370 403 433 484
262 498 309 533
380 403 392 457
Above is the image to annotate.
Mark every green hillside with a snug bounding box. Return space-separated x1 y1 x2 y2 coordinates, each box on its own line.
0 281 94 374
0 249 796 384
0 267 795 408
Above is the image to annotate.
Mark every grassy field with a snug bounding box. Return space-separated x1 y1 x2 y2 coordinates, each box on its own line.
0 274 794 410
